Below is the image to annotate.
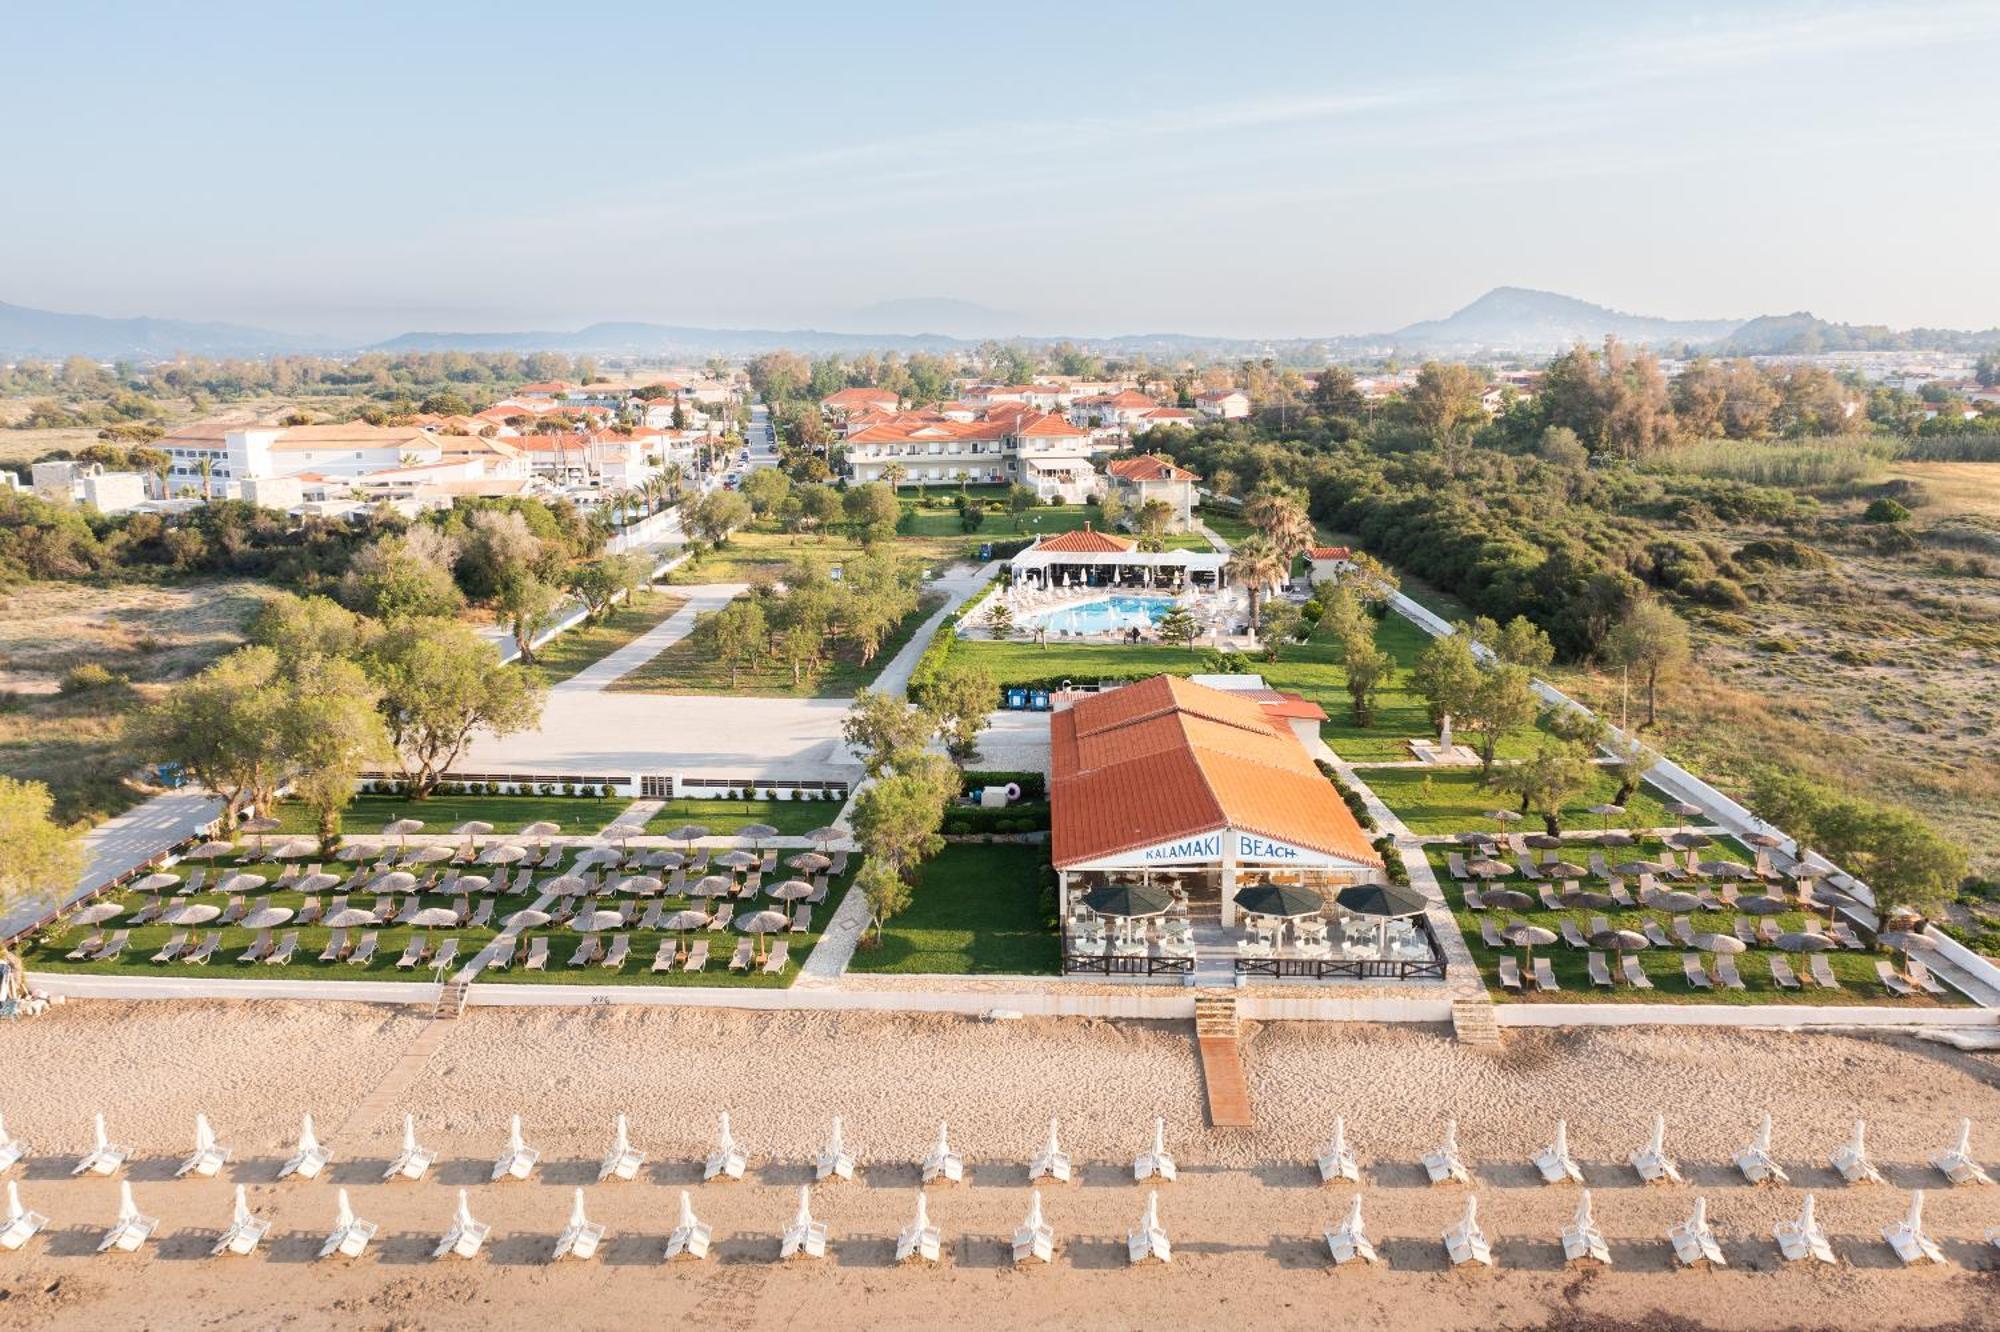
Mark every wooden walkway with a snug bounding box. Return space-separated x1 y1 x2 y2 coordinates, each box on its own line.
335 1018 453 1140
1194 993 1254 1128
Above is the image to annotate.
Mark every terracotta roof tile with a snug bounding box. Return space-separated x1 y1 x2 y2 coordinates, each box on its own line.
1033 525 1136 554
1105 453 1199 483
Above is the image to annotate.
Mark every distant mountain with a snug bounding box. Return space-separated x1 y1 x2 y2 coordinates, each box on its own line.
839 298 1027 339
1390 286 1744 353
370 322 982 356
1716 311 2000 355
0 300 329 360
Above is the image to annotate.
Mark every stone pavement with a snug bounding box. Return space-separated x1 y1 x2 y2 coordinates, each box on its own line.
1 787 221 942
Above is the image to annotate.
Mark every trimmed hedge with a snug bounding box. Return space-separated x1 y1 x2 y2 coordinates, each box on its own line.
1315 758 1379 833
943 802 1052 835
962 770 1047 802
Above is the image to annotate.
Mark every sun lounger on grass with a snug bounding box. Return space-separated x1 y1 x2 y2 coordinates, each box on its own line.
1908 958 1949 997
1621 955 1653 989
1713 955 1746 990
1876 961 1915 997
728 939 754 971
651 941 675 972
469 900 493 929
65 931 105 961
395 938 427 970
791 905 811 932
524 938 548 971
1770 956 1801 989
1532 958 1559 991
1671 918 1696 946
763 941 789 974
1481 920 1505 948
568 936 603 967
432 938 459 971
1809 954 1839 988
185 932 221 965
265 931 299 966
237 930 272 964
1643 921 1672 948
1734 918 1756 944
151 931 188 964
1588 953 1613 988
683 940 710 972
96 931 129 962
1608 881 1634 907
319 929 349 962
346 931 379 966
1561 919 1588 949
1682 954 1712 989
1539 886 1564 911
1448 852 1472 880
602 935 630 970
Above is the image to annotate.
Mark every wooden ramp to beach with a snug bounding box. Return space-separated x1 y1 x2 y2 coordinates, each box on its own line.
1194 993 1254 1128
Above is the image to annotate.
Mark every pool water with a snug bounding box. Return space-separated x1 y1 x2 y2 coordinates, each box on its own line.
1028 595 1178 635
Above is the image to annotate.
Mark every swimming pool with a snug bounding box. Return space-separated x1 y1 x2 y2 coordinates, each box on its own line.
1026 595 1178 635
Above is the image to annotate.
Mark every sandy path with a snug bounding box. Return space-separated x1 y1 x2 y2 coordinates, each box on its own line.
5 1005 2000 1330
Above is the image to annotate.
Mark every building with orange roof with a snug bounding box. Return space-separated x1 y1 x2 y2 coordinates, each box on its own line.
822 386 901 417
1306 545 1356 584
1004 524 1229 592
844 408 1098 501
1049 674 1382 930
1104 452 1201 532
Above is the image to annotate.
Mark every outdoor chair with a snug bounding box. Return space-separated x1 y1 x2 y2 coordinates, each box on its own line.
1498 956 1523 991
318 929 349 963
683 940 710 972
1532 958 1560 991
1681 954 1712 989
1770 956 1801 990
346 932 379 966
265 931 299 966
150 932 188 964
1620 956 1653 989
1587 953 1613 988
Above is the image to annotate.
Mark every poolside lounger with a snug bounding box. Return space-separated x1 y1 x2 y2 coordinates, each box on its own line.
569 937 603 967
1770 956 1801 989
1759 918 1783 945
347 932 379 966
683 940 710 972
395 938 426 970
650 940 675 972
1695 888 1722 912
1907 957 1949 997
1809 955 1840 989
1587 953 1614 989
316 928 349 963
1830 922 1866 951
219 896 247 925
1621 956 1654 989
65 931 105 961
151 931 189 964
710 903 735 931
728 939 754 971
1643 921 1672 949
524 938 549 971
1607 881 1634 908
1533 1120 1583 1184
1481 920 1506 949
1560 919 1588 949
264 931 299 966
1734 918 1757 945
96 1182 157 1254
639 902 662 930
280 1113 333 1181
1713 955 1746 991
432 938 460 971
1532 958 1560 991
237 929 273 964
1517 856 1543 880
1539 886 1565 912
828 851 849 876
95 931 130 962
1447 853 1469 879
791 905 812 932
1462 886 1485 911
127 897 164 926
297 896 322 925
763 940 789 973
182 867 208 894
1718 882 1739 906
1588 852 1610 877
760 849 778 873
1681 954 1712 989
450 895 470 925
601 935 630 970
808 877 829 904
185 931 221 965
1876 961 1915 998
1670 918 1696 947
1589 915 1612 938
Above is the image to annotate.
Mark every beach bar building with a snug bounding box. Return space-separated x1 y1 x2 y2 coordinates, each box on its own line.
1050 676 1384 929
1007 527 1229 591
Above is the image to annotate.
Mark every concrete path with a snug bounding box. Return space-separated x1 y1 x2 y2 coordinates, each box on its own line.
868 560 999 696
793 884 871 986
604 799 663 834
2 787 222 941
556 583 746 693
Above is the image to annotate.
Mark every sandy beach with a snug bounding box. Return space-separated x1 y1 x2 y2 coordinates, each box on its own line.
6 1003 2000 1330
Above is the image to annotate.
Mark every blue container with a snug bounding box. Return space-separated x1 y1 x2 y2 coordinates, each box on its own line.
1006 688 1029 710
1030 690 1051 712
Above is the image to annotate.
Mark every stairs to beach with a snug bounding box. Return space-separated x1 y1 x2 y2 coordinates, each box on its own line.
1451 997 1502 1047
433 980 470 1020
1193 993 1255 1128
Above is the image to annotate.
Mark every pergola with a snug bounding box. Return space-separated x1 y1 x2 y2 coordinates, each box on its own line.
1007 528 1228 591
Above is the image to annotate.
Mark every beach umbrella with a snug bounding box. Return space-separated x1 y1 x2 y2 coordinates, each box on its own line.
661 908 710 959
616 875 664 897
182 840 235 861
1587 803 1626 833
1559 889 1617 910
1333 882 1430 919
546 874 589 897
294 872 342 894
767 879 815 904
504 909 553 930
1613 860 1666 877
452 819 494 847
1481 889 1534 911
606 823 636 844
478 844 526 865
132 872 182 893
159 902 222 928
1663 800 1704 819
736 909 791 962
70 902 125 927
520 821 562 840
1691 932 1745 954
237 816 283 856
690 875 734 900
240 906 295 931
268 839 318 860
1233 883 1326 919
409 907 459 929
713 850 758 871
1081 882 1174 918
1697 860 1754 879
336 844 377 862
325 907 377 929
371 870 418 893
1878 930 1937 957
642 850 687 870
806 826 843 849
1596 831 1636 848
664 824 709 853
1589 928 1649 953
215 872 267 895
1544 860 1588 880
1649 891 1703 914
402 845 451 865
786 852 832 874
736 823 780 848
1524 833 1565 851
1738 894 1790 916
381 818 424 849
1455 831 1497 846
1466 858 1509 879
575 847 623 868
1744 832 1787 850
1775 932 1836 953
1781 861 1821 881
454 875 492 894
566 909 622 934
1665 831 1713 851
1502 920 1557 968
1486 810 1522 833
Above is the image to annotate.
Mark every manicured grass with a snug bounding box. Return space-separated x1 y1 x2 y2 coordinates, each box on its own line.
275 793 635 838
900 501 1210 549
847 843 1060 975
643 798 842 836
612 592 943 698
1311 613 1457 763
1427 847 1965 1007
1358 767 1676 836
1200 512 1254 543
664 527 962 585
524 590 687 686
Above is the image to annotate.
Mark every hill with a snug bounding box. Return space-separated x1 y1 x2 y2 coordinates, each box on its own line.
0 300 327 360
1716 312 2000 355
1390 286 1743 353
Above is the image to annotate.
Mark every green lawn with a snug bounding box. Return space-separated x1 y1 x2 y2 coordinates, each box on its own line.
1427 847 1964 1007
1358 767 1676 836
665 527 963 585
847 843 1059 975
525 590 687 686
276 793 635 838
900 501 1209 549
612 591 943 698
643 798 842 836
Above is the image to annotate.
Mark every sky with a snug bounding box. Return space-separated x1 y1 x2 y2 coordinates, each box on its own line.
5 0 1999 342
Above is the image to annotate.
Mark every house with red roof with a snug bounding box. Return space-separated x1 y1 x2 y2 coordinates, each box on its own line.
1103 453 1201 532
844 408 1099 501
822 386 901 417
1195 388 1251 419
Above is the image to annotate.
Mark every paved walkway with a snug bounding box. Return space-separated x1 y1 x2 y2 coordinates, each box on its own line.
556 584 746 693
2 787 221 942
869 560 999 696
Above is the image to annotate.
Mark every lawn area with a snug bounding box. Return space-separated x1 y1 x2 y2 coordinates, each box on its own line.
1358 766 1676 836
275 793 635 838
1426 847 1965 1007
665 526 964 585
643 798 842 836
847 843 1059 975
524 589 687 686
899 500 1209 549
612 591 943 698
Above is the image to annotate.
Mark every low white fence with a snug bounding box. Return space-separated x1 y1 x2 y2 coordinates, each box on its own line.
1495 1001 1998 1030
32 973 437 1005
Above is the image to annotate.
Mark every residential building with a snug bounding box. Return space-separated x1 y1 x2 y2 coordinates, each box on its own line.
1103 453 1200 532
844 409 1098 501
1073 389 1163 430
822 386 901 417
1195 389 1251 419
1305 545 1354 585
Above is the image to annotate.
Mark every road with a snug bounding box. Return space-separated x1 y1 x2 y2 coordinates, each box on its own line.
0 787 221 942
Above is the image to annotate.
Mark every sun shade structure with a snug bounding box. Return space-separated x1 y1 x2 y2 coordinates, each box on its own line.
1232 883 1326 918
1050 675 1381 927
1333 883 1429 918
1079 882 1174 918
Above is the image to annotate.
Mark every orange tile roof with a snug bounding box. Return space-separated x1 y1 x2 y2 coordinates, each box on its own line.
822 387 900 411
1106 453 1199 483
1103 390 1160 408
1050 675 1380 869
1033 525 1135 554
1307 545 1353 560
1015 411 1087 438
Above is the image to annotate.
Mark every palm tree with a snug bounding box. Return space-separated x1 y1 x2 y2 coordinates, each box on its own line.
1246 489 1314 569
882 461 908 491
1225 536 1286 625
196 457 213 501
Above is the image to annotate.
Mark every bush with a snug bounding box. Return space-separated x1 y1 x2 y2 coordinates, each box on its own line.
599 783 615 797
538 782 556 796
1864 497 1911 524
961 770 1048 802
1301 598 1324 622
58 662 123 694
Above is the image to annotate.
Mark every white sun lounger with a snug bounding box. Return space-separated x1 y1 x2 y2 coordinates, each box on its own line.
176 1113 231 1179
1668 1196 1725 1267
1030 1117 1072 1184
1930 1118 1992 1186
1442 1194 1493 1267
0 1182 48 1252
666 1191 712 1261
1127 1190 1171 1265
779 1186 828 1260
97 1181 157 1254
896 1189 942 1264
1561 1190 1611 1266
492 1114 541 1182
704 1112 747 1182
1013 1189 1056 1265
1830 1119 1882 1185
1323 1192 1378 1265
815 1116 855 1183
1883 1189 1944 1266
921 1121 964 1185
1630 1114 1682 1184
1317 1116 1360 1184
211 1185 270 1257
0 1112 29 1175
1533 1119 1582 1185
433 1190 490 1261
1134 1117 1176 1183
71 1113 130 1177
1773 1193 1835 1264
279 1113 332 1181
319 1189 376 1260
1732 1112 1789 1185
599 1113 646 1182
1423 1119 1472 1185
384 1114 436 1182
552 1189 606 1262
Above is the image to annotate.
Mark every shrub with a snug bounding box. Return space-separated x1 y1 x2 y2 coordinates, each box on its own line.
1301 598 1324 622
1864 497 1911 524
599 783 615 797
538 782 556 796
562 782 576 796
59 662 122 694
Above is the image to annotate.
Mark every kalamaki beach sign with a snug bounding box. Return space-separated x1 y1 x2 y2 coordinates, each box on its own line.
1069 831 1365 871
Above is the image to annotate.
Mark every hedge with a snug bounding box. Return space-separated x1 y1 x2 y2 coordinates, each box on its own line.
961 770 1047 802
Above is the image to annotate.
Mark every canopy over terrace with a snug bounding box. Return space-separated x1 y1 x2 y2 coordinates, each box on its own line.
1007 527 1229 591
1050 675 1383 927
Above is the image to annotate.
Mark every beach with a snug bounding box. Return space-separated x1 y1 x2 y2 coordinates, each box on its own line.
5 1002 2000 1330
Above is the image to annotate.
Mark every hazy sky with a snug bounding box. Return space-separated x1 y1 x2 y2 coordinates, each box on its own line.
6 0 1998 340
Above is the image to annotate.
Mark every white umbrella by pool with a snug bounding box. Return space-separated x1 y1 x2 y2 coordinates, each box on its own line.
767 879 815 904
215 872 267 896
325 908 378 929
402 845 452 865
1739 894 1790 915
661 909 710 960
1698 860 1755 879
806 826 843 849
1744 831 1787 850
408 907 460 929
574 848 623 868
504 909 553 931
1775 932 1837 954
1650 891 1704 914
616 876 664 897
520 821 562 840
132 873 182 894
1691 932 1746 955
664 824 709 853
570 910 625 933
690 875 734 900
1587 803 1626 832
1665 831 1713 851
336 844 377 862
182 841 235 861
268 839 318 860
737 909 791 963
479 845 527 865
371 871 418 893
1663 800 1704 819
240 906 295 931
1485 810 1522 833
71 902 126 927
642 851 687 871
1543 861 1589 880
713 850 758 871
452 821 494 852
1466 858 1510 879
786 852 832 874
237 816 283 856
159 903 223 928
1502 922 1558 968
